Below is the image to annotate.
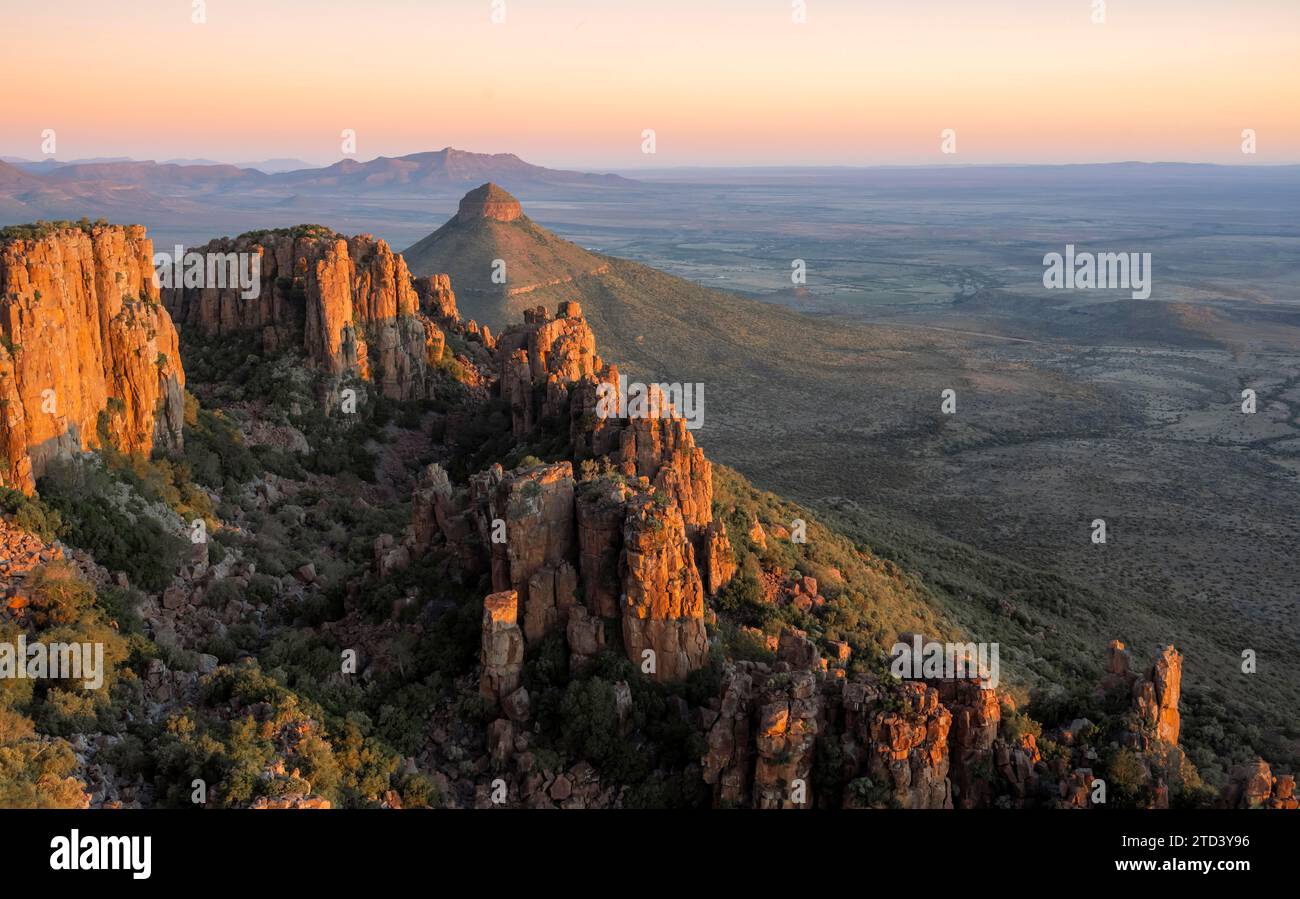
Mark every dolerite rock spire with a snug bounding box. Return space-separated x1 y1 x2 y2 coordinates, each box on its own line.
480 590 525 706
0 223 185 492
426 301 726 684
475 460 579 642
495 301 602 439
620 493 708 683
1137 644 1182 746
1102 640 1183 748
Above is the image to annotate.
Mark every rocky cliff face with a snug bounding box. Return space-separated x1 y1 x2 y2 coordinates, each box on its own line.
620 494 708 683
480 590 525 707
1221 759 1298 809
0 224 185 492
496 301 601 439
162 228 471 403
414 272 462 325
394 294 1288 811
940 679 1001 808
455 182 523 223
1103 639 1183 749
696 633 1209 810
416 301 720 684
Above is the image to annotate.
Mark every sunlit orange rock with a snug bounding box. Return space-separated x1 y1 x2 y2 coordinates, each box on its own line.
0 224 184 492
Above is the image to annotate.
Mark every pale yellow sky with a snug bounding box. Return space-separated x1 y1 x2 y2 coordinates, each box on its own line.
4 0 1297 166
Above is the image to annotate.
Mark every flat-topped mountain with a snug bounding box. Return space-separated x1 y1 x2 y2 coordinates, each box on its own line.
455 182 523 222
402 183 611 323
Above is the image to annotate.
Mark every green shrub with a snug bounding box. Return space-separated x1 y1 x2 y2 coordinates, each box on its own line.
37 461 187 592
0 487 62 542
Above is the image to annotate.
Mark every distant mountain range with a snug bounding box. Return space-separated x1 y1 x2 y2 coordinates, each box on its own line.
273 149 632 192
0 148 635 223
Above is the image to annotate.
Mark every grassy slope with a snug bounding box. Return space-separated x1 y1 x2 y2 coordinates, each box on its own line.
402 214 608 327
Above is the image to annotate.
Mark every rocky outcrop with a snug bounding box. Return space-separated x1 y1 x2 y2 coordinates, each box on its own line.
844 680 954 809
704 646 964 810
702 668 755 806
938 679 1002 808
477 462 577 640
496 302 601 439
753 670 821 808
456 182 523 223
699 520 737 595
575 476 631 618
494 302 713 540
416 459 582 642
523 560 579 643
1100 638 1134 692
1105 641 1182 749
994 733 1042 806
415 272 496 360
249 794 332 809
620 493 708 682
1220 759 1298 809
412 462 484 576
1135 644 1182 746
415 273 460 324
0 517 66 613
610 411 713 536
416 303 717 684
702 652 826 810
480 590 524 706
162 228 448 402
0 224 185 492
777 628 821 671
565 605 606 673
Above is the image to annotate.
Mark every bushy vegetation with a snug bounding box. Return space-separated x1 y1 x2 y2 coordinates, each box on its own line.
180 393 261 490
516 636 710 808
182 333 387 483
36 459 187 592
0 217 109 242
234 224 340 243
147 662 421 808
0 563 133 807
0 487 63 542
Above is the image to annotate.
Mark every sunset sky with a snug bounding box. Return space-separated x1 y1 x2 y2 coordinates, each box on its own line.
5 0 1298 168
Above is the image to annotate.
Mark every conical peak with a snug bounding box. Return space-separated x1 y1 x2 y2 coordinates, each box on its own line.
458 182 523 222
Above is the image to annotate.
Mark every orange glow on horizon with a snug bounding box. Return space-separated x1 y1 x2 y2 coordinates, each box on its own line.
4 0 1297 168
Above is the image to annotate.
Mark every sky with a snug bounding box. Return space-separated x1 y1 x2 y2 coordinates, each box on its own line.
4 0 1298 169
